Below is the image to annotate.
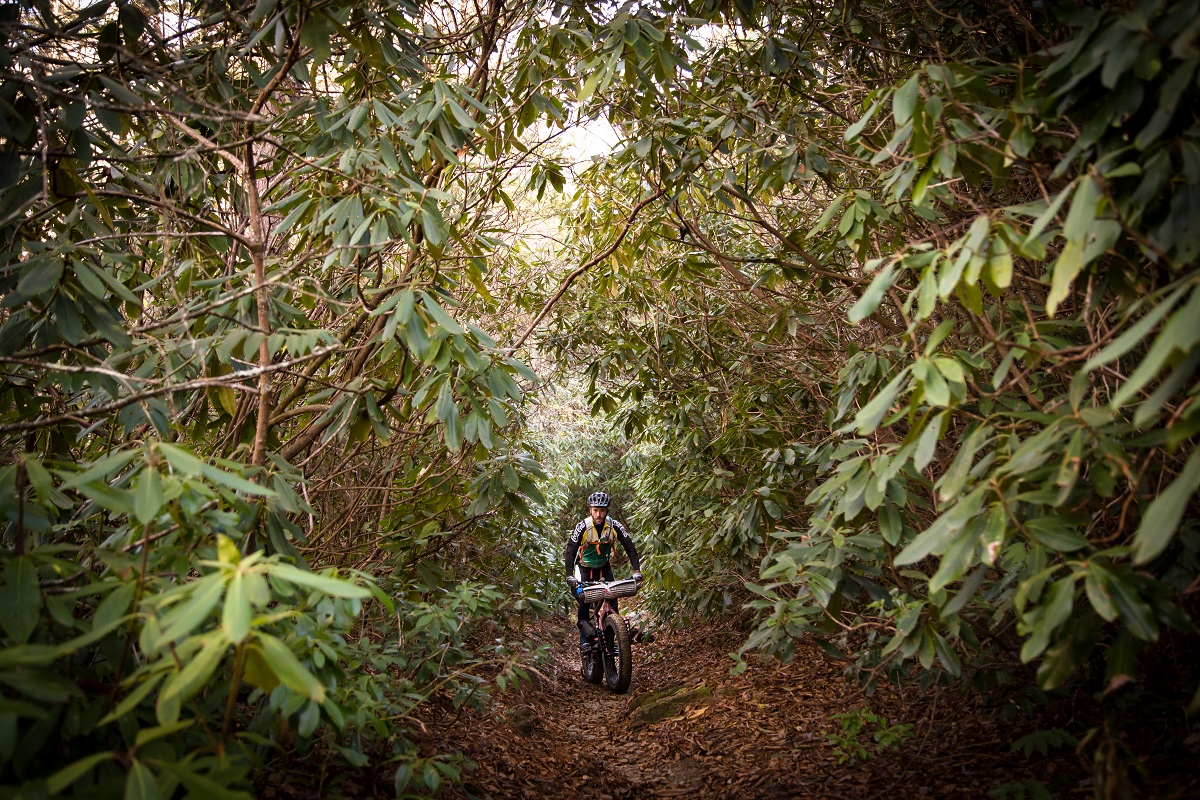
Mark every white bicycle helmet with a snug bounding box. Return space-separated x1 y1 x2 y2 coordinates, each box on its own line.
587 491 611 507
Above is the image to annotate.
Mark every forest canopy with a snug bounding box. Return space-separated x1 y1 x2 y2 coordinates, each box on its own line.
1 0 1197 797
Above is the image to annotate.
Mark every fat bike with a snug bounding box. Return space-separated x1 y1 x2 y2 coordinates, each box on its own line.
576 578 639 694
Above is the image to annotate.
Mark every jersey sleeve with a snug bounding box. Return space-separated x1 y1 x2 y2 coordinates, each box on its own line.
564 520 585 576
612 520 641 571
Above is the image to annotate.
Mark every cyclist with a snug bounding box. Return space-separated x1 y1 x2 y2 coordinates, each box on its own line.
565 491 642 653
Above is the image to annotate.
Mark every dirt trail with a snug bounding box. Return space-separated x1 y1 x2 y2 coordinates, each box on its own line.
418 614 1088 800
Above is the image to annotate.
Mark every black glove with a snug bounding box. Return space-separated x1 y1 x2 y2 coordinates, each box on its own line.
632 571 643 587
566 576 579 591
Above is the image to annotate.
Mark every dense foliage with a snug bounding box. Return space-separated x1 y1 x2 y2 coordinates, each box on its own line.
533 0 1200 793
2 0 1198 797
0 0 568 795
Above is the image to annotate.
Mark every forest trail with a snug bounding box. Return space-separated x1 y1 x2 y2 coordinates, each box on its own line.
418 611 1077 800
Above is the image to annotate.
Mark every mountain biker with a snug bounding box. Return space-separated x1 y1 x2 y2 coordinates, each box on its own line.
565 491 642 654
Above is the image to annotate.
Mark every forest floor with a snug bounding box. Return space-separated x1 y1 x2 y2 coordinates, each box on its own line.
407 610 1120 800
264 606 1200 799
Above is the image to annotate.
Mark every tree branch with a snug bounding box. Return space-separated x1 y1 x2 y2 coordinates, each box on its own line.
508 188 665 352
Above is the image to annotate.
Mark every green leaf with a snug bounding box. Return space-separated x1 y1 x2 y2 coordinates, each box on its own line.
743 582 778 600
1104 629 1138 685
1111 287 1200 407
998 422 1066 478
808 195 846 237
843 99 881 142
98 673 165 726
94 581 136 631
936 425 989 503
0 556 41 644
46 752 117 794
134 467 164 525
854 369 910 434
919 359 950 407
918 627 935 669
923 319 955 356
146 758 254 800
942 566 988 617
1062 175 1100 243
1133 447 1200 564
159 633 226 707
1046 239 1084 317
1085 568 1118 622
932 631 961 676
1021 187 1072 243
159 573 224 645
270 563 370 599
222 572 253 643
932 356 964 384
20 454 52 502
879 503 902 545
928 524 977 593
273 198 312 237
896 486 986 565
1020 577 1075 662
0 643 60 670
502 463 520 491
1025 517 1089 552
420 292 465 336
848 264 896 324
199 461 274 496
913 411 943 471
17 258 63 296
256 633 325 703
217 533 241 565
440 391 461 452
157 442 206 477
99 75 144 107
579 69 603 102
983 234 1013 295
980 504 1007 565
892 74 919 127
0 669 80 703
62 448 139 489
134 719 195 748
124 759 163 800
1107 574 1158 641
420 204 445 246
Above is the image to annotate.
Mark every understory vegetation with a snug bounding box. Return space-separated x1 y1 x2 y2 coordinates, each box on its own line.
1 0 1196 797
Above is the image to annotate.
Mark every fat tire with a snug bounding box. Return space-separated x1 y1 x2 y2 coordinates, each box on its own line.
580 617 603 684
581 646 602 684
602 613 632 694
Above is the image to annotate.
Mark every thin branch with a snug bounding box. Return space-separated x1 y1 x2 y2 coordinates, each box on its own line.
508 188 665 351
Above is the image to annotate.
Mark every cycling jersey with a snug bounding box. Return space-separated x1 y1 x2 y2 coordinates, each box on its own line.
564 517 641 576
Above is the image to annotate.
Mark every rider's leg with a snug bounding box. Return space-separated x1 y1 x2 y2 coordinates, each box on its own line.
577 567 600 649
576 599 590 647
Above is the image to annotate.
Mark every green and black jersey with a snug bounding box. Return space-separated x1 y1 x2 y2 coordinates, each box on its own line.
564 517 641 574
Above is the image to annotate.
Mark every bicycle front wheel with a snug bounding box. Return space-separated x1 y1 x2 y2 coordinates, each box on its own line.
602 613 632 694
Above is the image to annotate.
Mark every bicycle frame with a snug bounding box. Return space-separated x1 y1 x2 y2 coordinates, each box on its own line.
577 579 637 693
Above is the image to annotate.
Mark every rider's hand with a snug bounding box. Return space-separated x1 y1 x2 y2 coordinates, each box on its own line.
566 576 579 591
633 571 643 586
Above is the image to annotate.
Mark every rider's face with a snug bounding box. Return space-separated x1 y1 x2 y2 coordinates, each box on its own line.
589 506 607 525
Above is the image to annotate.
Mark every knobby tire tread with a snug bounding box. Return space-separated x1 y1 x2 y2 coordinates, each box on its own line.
581 618 603 684
602 613 632 694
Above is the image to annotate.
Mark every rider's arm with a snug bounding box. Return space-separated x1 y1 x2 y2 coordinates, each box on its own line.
564 521 584 577
612 520 641 571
